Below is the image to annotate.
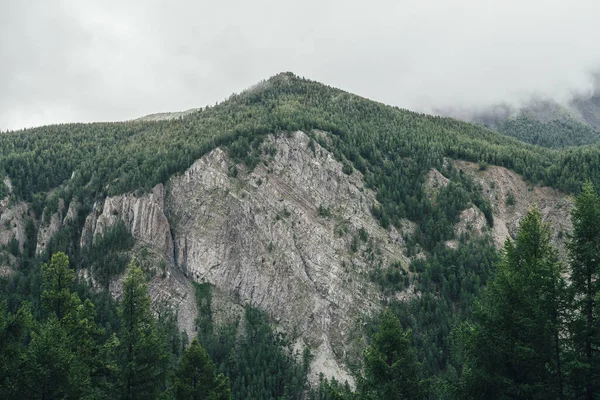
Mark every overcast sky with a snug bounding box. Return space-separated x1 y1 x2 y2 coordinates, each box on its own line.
1 0 600 131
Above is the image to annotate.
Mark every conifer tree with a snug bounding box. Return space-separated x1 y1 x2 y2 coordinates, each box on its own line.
360 309 428 399
458 206 567 399
568 182 600 399
118 261 167 399
0 301 31 398
20 252 114 399
173 338 231 400
41 251 79 321
20 317 90 399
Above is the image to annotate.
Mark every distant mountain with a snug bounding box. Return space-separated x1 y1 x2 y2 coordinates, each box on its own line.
134 107 200 122
439 76 600 148
571 91 600 130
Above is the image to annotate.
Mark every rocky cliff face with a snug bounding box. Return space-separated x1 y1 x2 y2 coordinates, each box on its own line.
80 183 173 262
72 131 410 384
455 160 573 256
78 183 197 339
165 131 410 384
0 177 28 275
36 198 65 256
50 130 575 385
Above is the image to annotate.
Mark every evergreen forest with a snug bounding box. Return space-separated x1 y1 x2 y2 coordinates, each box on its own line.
2 73 600 398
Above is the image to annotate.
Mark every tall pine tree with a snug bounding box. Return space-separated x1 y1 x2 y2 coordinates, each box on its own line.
359 309 428 399
173 338 231 400
118 261 168 399
568 182 600 399
20 252 100 399
458 206 568 399
0 301 31 398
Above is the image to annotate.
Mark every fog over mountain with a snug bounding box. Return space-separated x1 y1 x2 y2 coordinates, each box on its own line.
437 73 600 127
1 0 600 131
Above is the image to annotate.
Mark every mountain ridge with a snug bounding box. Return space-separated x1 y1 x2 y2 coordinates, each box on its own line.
1 72 599 396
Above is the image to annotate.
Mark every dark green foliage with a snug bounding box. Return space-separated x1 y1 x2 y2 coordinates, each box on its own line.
0 301 31 398
173 338 232 400
0 179 7 199
566 182 600 398
228 135 265 171
19 317 91 399
342 163 353 175
309 375 356 400
359 310 429 399
23 218 36 259
7 235 19 257
40 252 78 320
496 115 600 148
81 220 135 287
318 204 332 218
0 251 194 399
389 239 499 379
194 284 311 400
309 312 428 400
371 260 409 295
358 227 369 242
14 252 117 399
505 190 516 206
456 207 568 399
194 283 213 338
43 194 60 221
411 166 493 251
118 261 168 399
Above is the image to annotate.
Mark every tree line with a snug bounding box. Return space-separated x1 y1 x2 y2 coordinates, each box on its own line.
0 253 231 399
318 183 600 399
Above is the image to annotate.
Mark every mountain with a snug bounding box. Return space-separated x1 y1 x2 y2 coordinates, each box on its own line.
571 90 600 130
134 107 201 122
1 72 600 398
438 78 600 148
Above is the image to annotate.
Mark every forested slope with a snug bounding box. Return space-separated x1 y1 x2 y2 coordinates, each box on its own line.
2 72 600 206
494 115 600 148
1 72 600 399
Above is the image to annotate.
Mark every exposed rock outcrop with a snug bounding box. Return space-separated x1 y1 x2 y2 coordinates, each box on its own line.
72 131 575 385
424 168 450 201
75 130 412 384
0 177 28 274
81 184 173 262
1 179 26 248
165 130 409 384
455 160 573 256
36 198 65 255
446 205 487 249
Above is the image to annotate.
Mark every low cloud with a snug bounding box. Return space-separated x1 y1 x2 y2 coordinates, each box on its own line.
1 0 599 130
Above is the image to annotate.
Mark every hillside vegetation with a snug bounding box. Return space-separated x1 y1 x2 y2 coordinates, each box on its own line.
495 115 600 148
1 73 600 399
2 72 600 206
